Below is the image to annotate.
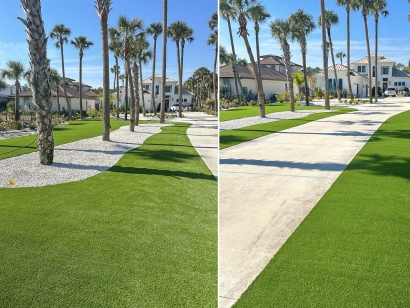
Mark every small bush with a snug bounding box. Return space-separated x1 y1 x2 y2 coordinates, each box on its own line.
275 92 290 103
29 123 36 129
12 121 22 130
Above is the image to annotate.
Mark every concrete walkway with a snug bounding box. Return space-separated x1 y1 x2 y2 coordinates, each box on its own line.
219 99 410 308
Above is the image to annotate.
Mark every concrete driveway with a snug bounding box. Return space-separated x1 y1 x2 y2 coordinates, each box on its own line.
219 99 410 308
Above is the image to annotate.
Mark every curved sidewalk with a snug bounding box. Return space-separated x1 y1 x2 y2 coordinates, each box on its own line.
219 100 410 308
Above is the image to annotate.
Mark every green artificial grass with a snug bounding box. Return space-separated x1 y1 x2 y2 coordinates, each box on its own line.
234 110 410 307
220 103 341 122
0 122 217 307
220 108 356 149
0 118 128 160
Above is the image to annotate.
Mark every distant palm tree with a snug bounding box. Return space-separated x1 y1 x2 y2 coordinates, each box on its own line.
370 0 388 101
319 9 341 101
336 0 354 98
19 0 54 164
49 24 72 119
207 12 218 114
160 0 167 124
351 0 374 103
50 68 62 115
95 0 112 141
1 61 26 121
320 0 330 109
71 36 94 119
146 22 163 115
221 52 248 66
336 52 346 64
109 29 122 118
270 19 296 112
289 9 316 106
0 78 6 92
231 0 265 117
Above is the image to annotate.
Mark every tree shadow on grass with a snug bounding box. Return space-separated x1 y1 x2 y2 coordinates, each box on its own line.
107 165 216 181
128 148 199 163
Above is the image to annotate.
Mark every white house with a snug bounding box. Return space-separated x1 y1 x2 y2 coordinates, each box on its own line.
316 54 410 97
0 84 14 110
116 74 194 112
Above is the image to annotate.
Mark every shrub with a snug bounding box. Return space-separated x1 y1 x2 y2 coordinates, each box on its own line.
87 108 103 118
314 87 324 99
12 121 22 130
28 123 36 129
275 92 290 103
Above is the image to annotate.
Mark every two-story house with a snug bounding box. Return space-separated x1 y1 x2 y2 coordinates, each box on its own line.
0 84 14 110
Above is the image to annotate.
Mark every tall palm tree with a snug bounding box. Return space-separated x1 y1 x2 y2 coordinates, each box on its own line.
0 78 7 92
160 0 167 124
289 9 316 106
115 15 144 131
109 29 122 118
146 22 163 115
1 61 26 121
49 24 72 119
19 0 53 164
220 0 246 104
319 10 341 101
50 68 61 115
129 39 141 126
320 0 330 110
370 0 388 102
231 0 265 117
220 52 248 66
336 51 346 64
208 12 218 114
134 34 152 117
270 19 296 112
336 0 353 98
180 26 194 117
248 4 270 83
71 36 94 119
351 0 374 103
95 0 112 141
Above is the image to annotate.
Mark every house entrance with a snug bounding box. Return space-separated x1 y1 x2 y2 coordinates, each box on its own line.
383 78 388 92
165 98 170 111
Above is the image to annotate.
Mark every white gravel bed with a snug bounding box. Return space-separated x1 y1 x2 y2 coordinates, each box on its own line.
0 124 169 188
220 109 335 131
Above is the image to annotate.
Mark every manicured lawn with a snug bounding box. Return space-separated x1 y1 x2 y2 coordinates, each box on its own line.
220 108 356 149
234 110 410 307
0 122 217 307
220 103 342 122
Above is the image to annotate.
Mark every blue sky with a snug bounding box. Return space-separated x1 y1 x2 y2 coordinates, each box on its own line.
220 0 410 69
0 0 216 89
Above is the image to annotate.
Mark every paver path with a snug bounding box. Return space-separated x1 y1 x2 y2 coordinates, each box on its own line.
219 100 410 308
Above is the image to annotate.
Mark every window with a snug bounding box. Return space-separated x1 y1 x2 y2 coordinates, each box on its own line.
403 82 406 86
183 98 187 102
382 67 389 75
144 85 149 90
155 85 159 95
358 65 366 73
165 86 171 93
394 82 398 86
176 98 179 102
372 66 375 78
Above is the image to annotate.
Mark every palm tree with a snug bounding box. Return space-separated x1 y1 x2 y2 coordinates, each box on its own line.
160 0 167 124
0 78 6 92
336 0 353 98
109 29 122 118
370 0 388 102
146 22 163 115
207 12 218 114
19 0 53 164
220 0 246 105
351 0 374 103
336 51 346 64
292 70 305 102
71 36 94 119
248 4 270 84
129 39 140 126
320 0 330 110
1 61 26 122
289 9 316 106
49 24 72 119
231 0 265 117
319 10 341 101
50 68 61 115
168 21 194 118
95 0 112 141
270 19 296 112
115 15 144 131
220 51 248 66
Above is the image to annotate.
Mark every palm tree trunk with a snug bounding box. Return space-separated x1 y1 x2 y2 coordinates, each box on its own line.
160 0 167 124
320 0 330 110
15 80 20 121
152 37 158 115
127 60 136 131
115 57 120 118
60 42 72 119
57 87 60 115
133 62 140 126
283 41 295 112
241 32 265 117
327 28 341 101
178 41 183 118
363 11 373 103
139 61 145 117
301 37 309 106
346 6 353 99
375 14 379 102
227 17 241 103
255 24 265 105
101 12 110 141
213 43 217 114
79 50 83 119
124 64 128 120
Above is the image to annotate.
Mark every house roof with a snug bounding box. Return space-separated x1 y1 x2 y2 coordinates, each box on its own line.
16 86 98 100
143 74 178 83
219 64 288 81
259 54 302 67
72 81 92 88
392 67 410 78
352 54 395 64
174 87 194 96
314 64 367 78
